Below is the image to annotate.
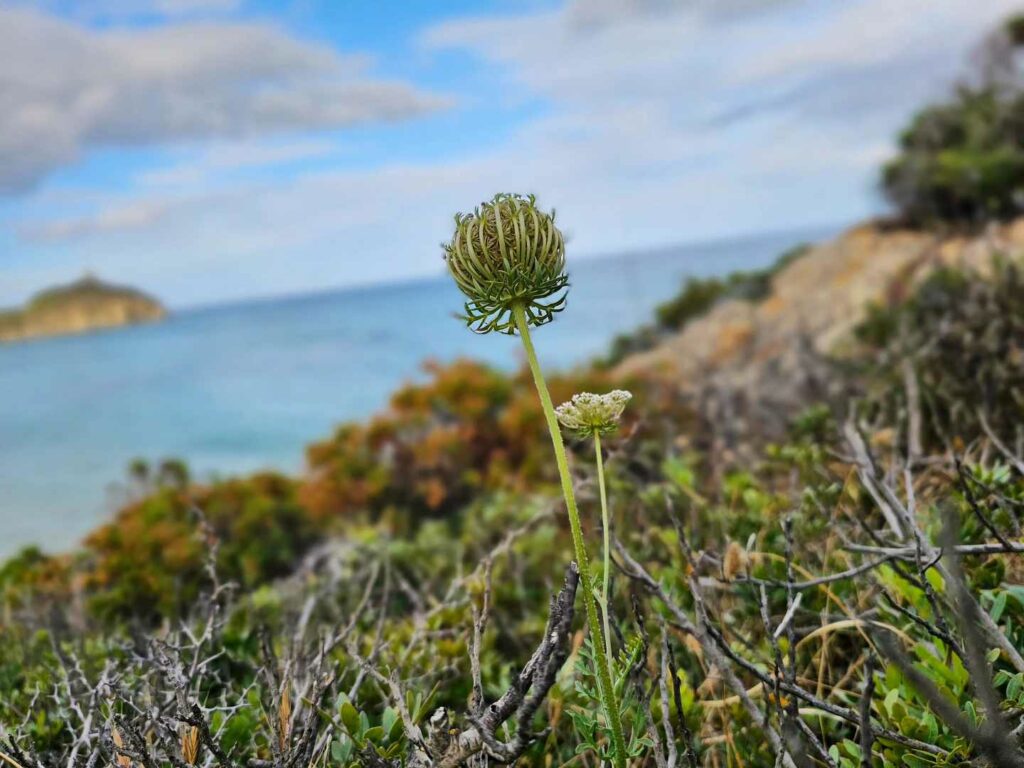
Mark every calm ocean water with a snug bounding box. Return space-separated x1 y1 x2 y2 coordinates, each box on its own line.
0 227 833 556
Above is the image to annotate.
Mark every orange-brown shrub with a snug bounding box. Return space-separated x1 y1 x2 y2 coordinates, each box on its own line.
83 472 314 622
298 358 665 527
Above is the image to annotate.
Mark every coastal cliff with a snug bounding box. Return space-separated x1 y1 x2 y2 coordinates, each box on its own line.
618 217 1024 384
0 275 167 343
615 217 1024 445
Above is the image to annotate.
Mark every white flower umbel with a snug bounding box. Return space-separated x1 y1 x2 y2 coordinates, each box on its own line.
556 389 632 682
555 390 632 437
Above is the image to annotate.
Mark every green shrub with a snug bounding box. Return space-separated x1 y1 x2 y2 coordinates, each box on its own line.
856 260 1024 448
83 472 316 623
882 16 1024 226
883 87 1024 225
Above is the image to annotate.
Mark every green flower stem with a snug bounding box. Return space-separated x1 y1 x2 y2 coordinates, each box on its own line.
594 430 614 675
512 302 627 768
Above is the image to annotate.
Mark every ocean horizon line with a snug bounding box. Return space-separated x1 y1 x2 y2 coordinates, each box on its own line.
168 219 849 316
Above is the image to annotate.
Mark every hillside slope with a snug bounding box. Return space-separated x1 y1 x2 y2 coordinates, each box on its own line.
617 217 1024 402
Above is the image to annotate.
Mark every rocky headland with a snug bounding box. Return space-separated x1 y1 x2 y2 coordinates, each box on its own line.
0 274 166 344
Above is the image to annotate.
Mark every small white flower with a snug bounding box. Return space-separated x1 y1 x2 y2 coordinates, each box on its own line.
555 390 632 437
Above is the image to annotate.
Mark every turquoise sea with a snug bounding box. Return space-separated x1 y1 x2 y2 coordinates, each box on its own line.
0 227 834 556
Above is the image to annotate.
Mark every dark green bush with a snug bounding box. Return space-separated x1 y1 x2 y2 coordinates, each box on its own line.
883 87 1024 225
882 16 1024 226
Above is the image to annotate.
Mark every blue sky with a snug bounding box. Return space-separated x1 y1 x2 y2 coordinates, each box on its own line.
0 0 1018 307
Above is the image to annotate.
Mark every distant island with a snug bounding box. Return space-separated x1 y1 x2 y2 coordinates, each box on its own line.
0 274 167 343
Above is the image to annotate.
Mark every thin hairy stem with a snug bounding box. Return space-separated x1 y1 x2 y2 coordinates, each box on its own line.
594 431 615 671
512 302 627 768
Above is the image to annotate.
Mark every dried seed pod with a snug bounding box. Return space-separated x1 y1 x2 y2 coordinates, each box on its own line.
443 193 568 334
112 727 133 768
722 540 748 581
180 725 200 766
697 665 723 697
683 632 703 659
278 686 291 750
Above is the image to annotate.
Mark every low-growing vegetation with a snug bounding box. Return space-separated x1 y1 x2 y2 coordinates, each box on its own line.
4 17 1024 762
2 200 1024 767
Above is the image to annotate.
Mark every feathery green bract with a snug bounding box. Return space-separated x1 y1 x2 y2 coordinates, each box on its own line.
442 193 568 334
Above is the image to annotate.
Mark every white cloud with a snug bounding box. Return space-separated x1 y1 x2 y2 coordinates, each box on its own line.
559 0 794 32
8 111 869 307
17 0 247 21
136 138 342 188
151 0 240 14
21 198 170 240
0 6 448 193
6 0 1021 307
425 0 1019 129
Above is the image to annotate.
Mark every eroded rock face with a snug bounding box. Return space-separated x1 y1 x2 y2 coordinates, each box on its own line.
0 275 167 343
615 218 1024 453
620 218 1024 384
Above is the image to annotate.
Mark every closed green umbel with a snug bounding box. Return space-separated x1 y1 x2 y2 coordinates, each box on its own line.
443 193 568 334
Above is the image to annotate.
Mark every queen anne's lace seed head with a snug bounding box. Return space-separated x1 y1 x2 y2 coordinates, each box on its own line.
555 390 632 437
443 193 568 334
